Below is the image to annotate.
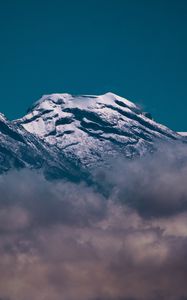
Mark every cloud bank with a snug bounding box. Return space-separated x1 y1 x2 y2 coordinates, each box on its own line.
0 142 187 300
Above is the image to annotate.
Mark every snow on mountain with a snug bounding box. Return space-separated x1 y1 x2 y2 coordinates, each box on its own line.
0 91 185 179
0 113 43 172
16 92 183 169
0 112 83 179
178 132 187 136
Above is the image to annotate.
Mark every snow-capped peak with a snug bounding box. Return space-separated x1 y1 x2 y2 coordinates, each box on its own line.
15 92 183 168
29 92 138 112
18 92 142 137
0 91 186 178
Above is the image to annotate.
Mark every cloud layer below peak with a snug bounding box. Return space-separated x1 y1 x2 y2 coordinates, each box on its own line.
0 143 187 300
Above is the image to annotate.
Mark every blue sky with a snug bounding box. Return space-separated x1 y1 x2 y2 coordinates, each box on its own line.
0 0 187 130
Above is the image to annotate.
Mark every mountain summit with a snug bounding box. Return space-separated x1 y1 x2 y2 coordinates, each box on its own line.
0 92 185 179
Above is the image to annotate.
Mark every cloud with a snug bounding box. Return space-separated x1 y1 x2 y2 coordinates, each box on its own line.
0 142 187 300
97 141 187 218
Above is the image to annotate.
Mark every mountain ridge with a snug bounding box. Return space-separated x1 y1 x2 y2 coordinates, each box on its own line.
0 92 186 179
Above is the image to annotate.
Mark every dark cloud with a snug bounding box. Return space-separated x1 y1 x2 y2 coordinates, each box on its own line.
97 141 187 218
0 142 187 300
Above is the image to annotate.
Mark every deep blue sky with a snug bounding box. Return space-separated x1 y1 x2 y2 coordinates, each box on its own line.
0 0 187 130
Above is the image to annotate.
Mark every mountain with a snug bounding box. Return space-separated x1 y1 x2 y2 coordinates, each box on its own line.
0 112 84 179
178 132 187 137
0 92 185 179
